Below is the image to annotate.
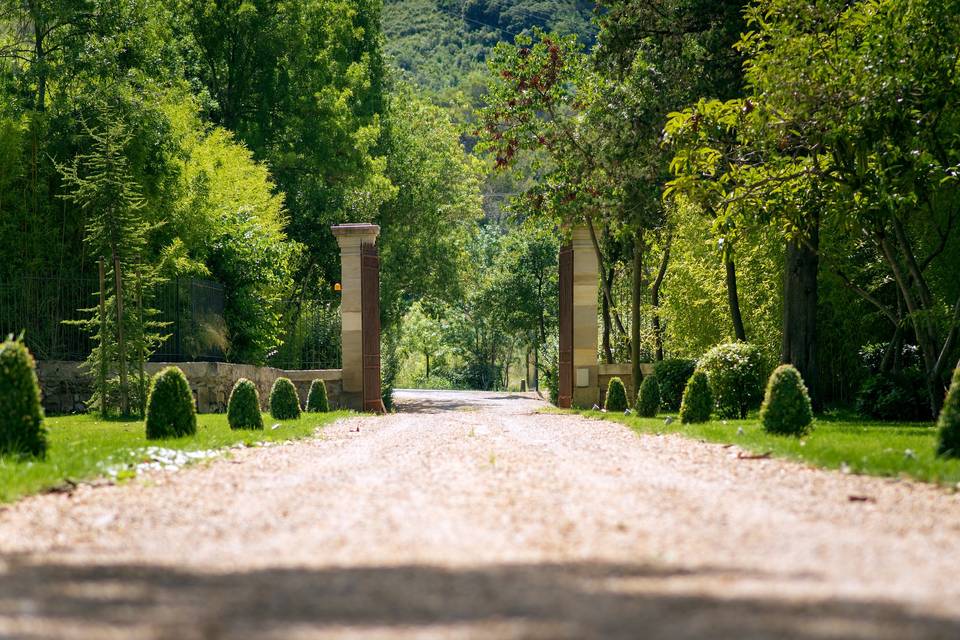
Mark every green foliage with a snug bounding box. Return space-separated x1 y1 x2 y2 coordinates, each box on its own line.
653 359 695 411
0 337 47 458
699 342 765 419
306 379 330 413
937 368 960 459
760 365 813 437
679 370 712 424
856 369 930 422
145 367 197 440
227 379 263 431
269 377 301 420
636 375 660 418
604 377 628 412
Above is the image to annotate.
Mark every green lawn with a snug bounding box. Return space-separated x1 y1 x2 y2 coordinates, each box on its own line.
570 409 960 487
0 411 351 504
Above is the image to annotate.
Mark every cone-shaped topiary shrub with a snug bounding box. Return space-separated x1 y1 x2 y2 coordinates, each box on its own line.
636 375 660 418
270 377 301 420
306 379 330 413
698 342 765 418
0 337 47 458
653 359 695 411
145 366 196 439
604 377 628 411
936 367 960 458
227 378 263 430
680 370 712 424
760 365 813 436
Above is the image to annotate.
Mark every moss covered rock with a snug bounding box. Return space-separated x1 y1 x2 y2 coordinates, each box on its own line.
760 365 814 436
679 370 712 424
937 367 960 458
0 337 47 458
306 379 330 413
270 377 301 420
636 375 660 418
228 378 263 430
145 366 196 439
604 377 628 412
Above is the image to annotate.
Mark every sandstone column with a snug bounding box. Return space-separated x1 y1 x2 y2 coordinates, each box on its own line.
332 223 380 411
572 226 600 407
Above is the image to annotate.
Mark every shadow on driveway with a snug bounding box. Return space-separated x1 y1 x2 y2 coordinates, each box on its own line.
0 556 956 639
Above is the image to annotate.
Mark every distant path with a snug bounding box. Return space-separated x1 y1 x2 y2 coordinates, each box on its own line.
1 389 959 639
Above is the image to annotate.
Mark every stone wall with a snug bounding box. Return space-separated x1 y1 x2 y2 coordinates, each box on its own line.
597 363 655 408
36 361 343 415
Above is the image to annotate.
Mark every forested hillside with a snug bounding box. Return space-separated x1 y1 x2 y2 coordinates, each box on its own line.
383 0 595 92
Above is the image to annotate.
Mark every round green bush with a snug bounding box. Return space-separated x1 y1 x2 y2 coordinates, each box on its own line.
0 337 47 458
636 375 660 417
604 377 628 412
270 377 301 420
653 359 695 411
145 366 196 440
936 367 960 458
679 370 712 424
306 379 330 413
760 365 813 436
228 378 263 430
698 342 765 419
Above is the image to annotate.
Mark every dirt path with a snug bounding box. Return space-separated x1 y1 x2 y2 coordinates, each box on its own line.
1 390 959 639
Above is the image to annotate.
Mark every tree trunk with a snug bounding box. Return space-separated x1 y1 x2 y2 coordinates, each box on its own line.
533 343 539 392
98 258 108 417
114 254 129 417
651 234 672 362
601 266 615 364
425 353 430 380
725 250 747 342
587 218 629 341
781 226 820 409
631 232 644 395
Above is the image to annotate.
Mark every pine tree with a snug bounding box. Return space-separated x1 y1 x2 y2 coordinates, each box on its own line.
59 107 167 417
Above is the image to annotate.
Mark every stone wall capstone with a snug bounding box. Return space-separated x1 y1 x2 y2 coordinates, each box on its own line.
35 361 343 415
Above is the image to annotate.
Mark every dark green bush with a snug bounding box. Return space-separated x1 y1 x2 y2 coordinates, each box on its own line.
937 368 960 458
145 366 196 439
653 359 695 411
698 342 765 419
604 377 628 411
270 377 301 420
760 365 813 436
306 379 330 413
227 378 263 430
636 375 660 417
855 368 929 421
0 337 47 458
679 370 712 424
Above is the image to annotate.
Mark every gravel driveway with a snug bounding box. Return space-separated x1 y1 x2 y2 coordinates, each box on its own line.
1 389 959 639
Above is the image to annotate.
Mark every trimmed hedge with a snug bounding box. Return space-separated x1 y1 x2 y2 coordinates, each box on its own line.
145 366 197 439
0 337 47 458
680 370 712 424
270 377 301 420
604 377 628 412
306 379 330 413
698 342 765 419
636 375 660 418
760 365 813 436
653 359 695 411
228 378 263 430
937 367 960 458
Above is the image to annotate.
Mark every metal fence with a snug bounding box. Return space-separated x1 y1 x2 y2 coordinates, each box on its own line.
0 276 227 362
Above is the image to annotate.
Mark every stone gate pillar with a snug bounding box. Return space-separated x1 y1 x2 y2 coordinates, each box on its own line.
572 226 600 407
332 223 380 411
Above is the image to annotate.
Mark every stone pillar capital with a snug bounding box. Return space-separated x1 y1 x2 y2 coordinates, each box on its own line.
332 224 380 254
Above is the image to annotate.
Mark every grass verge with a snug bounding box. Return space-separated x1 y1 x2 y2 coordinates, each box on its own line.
0 411 351 504
566 409 960 487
